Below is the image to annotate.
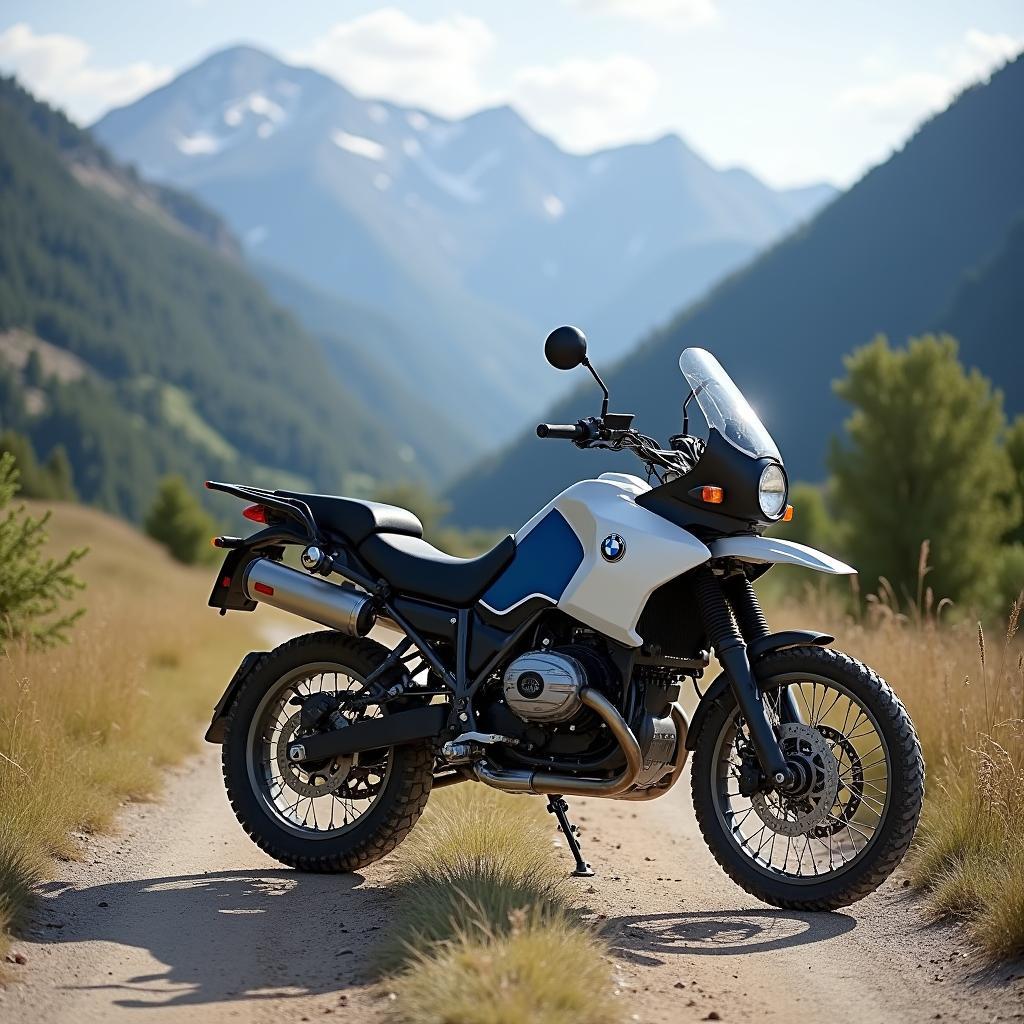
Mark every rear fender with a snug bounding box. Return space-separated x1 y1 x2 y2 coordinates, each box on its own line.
205 650 267 744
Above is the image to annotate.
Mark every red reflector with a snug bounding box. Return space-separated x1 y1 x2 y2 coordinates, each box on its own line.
221 576 231 588
243 504 269 524
253 582 274 596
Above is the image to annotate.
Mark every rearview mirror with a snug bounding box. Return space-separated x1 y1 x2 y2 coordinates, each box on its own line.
544 325 587 370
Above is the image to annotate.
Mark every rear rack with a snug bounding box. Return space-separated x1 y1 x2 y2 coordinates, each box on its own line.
204 480 323 546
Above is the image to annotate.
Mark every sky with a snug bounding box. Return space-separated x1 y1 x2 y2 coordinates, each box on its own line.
1 1 1022 189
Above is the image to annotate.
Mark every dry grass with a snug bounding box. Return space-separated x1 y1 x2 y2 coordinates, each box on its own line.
772 557 1024 958
388 911 620 1024
383 786 620 1024
0 502 259 956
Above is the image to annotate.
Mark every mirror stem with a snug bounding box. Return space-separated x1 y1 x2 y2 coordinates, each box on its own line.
582 357 609 421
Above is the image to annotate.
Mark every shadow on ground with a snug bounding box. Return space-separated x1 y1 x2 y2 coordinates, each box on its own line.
603 907 857 966
28 868 388 1009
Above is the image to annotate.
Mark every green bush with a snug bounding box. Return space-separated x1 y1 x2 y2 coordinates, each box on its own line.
0 451 86 651
829 335 1018 609
144 476 217 565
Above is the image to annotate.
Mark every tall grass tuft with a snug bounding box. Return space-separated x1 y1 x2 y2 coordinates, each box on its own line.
383 786 620 1023
386 785 571 957
388 910 619 1024
773 545 1024 957
0 502 259 956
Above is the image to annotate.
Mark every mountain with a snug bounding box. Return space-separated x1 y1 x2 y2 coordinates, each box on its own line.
933 214 1024 408
447 55 1024 529
0 75 423 521
92 45 834 441
253 261 484 474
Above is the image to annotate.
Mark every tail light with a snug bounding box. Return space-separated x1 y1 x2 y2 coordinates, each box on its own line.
242 504 269 524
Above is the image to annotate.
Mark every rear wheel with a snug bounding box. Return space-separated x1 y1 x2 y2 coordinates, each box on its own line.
691 645 923 910
221 632 434 872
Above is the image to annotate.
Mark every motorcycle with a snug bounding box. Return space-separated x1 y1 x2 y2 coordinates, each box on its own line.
203 326 923 910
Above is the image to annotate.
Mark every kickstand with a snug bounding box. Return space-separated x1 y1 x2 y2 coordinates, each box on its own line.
546 795 595 877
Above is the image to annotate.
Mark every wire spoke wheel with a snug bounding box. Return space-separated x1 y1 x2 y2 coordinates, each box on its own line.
714 675 889 881
692 646 922 910
247 661 393 840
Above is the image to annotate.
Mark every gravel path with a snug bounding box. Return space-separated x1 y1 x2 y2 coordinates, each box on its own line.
3 737 1022 1023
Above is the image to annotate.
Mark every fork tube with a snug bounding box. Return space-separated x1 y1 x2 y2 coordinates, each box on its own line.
725 574 802 725
695 569 791 784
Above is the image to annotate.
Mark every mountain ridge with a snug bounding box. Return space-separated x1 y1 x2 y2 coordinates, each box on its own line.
445 54 1024 528
93 44 836 444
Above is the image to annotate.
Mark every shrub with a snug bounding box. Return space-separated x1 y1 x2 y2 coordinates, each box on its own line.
0 451 85 651
144 475 217 565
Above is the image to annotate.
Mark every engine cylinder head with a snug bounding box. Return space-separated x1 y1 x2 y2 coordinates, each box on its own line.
502 651 586 723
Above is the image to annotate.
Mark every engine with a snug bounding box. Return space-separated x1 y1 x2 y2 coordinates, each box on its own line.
497 643 683 793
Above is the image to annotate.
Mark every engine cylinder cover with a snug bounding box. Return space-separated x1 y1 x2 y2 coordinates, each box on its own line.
502 651 586 723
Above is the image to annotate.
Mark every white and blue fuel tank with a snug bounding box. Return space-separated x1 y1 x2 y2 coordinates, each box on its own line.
478 473 711 648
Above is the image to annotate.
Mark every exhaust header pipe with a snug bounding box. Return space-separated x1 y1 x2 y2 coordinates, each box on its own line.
243 558 376 636
473 688 644 797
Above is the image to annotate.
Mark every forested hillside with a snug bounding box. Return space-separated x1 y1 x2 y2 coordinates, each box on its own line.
448 54 1024 528
0 76 415 520
934 214 1024 390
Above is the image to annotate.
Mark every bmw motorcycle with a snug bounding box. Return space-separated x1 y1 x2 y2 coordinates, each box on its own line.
204 327 923 910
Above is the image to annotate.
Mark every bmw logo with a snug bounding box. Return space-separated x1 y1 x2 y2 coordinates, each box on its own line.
601 534 626 562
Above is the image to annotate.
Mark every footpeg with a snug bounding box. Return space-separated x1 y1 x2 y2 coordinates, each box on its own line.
547 795 595 877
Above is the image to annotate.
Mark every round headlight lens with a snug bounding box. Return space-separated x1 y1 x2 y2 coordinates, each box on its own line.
758 464 787 519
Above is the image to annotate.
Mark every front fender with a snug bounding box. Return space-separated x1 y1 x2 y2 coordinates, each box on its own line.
708 536 856 574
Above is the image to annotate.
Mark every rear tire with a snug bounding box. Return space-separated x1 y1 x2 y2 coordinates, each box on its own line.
221 631 434 873
691 645 924 910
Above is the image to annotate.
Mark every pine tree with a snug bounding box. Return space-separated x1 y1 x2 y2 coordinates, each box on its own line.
0 452 86 651
829 335 1019 608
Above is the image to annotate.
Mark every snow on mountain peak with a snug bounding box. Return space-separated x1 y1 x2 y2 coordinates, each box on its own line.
332 130 387 161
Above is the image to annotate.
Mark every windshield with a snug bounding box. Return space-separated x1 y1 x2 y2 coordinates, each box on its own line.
679 348 781 461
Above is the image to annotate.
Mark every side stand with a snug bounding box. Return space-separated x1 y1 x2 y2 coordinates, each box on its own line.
546 795 595 877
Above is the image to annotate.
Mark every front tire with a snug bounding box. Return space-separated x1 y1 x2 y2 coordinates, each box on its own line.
691 645 924 910
221 631 434 872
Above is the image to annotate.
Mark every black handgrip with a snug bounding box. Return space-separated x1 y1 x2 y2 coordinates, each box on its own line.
537 422 585 439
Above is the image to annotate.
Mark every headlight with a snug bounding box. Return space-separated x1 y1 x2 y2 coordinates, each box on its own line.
758 464 787 519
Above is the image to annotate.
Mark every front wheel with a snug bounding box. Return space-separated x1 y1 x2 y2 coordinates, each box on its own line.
691 645 924 910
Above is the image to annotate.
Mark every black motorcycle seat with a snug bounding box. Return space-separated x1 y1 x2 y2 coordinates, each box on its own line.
357 532 516 607
275 491 423 546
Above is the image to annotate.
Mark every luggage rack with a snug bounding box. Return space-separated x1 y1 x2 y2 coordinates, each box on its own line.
204 479 323 546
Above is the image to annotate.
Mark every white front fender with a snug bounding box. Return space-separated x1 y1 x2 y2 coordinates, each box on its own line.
708 536 856 575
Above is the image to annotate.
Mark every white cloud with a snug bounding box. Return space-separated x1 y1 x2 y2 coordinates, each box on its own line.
511 55 658 151
291 8 495 118
0 22 171 123
837 28 1023 124
569 0 717 30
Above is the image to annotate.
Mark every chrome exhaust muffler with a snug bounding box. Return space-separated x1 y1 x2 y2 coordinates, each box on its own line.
242 558 376 636
473 688 644 797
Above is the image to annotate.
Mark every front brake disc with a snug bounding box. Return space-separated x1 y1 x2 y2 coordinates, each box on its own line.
750 723 840 837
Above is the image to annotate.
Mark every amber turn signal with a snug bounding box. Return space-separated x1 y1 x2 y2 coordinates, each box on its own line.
696 485 724 504
782 504 794 522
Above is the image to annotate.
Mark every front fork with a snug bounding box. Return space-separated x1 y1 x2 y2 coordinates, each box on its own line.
696 570 797 787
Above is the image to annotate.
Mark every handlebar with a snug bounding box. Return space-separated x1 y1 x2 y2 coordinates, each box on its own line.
536 422 588 440
534 417 700 478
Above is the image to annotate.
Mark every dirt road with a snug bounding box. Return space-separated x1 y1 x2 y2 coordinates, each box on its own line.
3 739 1022 1023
